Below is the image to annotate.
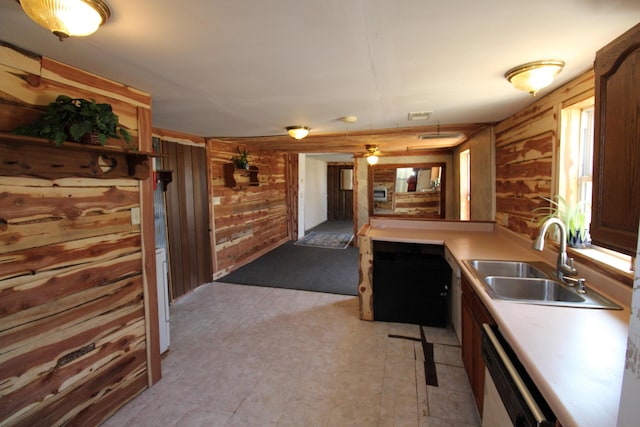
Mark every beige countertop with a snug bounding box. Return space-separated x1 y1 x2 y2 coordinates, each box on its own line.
365 219 630 427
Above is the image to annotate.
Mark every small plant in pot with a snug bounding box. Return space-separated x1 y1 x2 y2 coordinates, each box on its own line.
230 147 249 169
532 195 591 248
12 95 134 149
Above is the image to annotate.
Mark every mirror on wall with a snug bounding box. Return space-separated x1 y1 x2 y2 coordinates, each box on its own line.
340 168 354 190
369 162 446 218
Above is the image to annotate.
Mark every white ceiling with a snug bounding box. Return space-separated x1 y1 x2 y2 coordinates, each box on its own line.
1 1 639 141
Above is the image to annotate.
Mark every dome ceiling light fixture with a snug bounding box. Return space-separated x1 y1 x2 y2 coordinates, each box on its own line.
18 0 111 41
505 60 565 96
286 126 310 140
365 144 380 165
340 115 358 123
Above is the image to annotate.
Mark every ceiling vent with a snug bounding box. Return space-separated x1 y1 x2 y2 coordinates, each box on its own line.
407 111 432 121
417 132 464 140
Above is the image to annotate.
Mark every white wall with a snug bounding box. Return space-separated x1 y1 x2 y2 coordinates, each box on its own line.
617 220 640 425
304 156 328 231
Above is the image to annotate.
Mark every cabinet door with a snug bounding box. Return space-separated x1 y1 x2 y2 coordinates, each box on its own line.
592 23 640 255
472 318 486 414
461 274 495 416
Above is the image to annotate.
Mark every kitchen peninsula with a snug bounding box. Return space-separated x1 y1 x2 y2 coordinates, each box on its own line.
358 218 631 427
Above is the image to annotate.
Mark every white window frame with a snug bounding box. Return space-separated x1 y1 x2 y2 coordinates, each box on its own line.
559 98 633 272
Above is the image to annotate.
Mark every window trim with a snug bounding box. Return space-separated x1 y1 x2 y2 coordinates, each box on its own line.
567 245 633 287
556 95 635 284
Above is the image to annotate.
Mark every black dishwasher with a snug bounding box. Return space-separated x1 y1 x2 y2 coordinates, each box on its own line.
372 241 450 326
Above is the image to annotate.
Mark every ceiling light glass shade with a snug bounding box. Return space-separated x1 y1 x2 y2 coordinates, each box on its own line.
365 144 380 165
366 155 379 165
19 0 111 40
286 126 310 140
505 60 565 95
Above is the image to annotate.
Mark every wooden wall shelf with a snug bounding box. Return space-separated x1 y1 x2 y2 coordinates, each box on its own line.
223 163 259 189
0 133 155 180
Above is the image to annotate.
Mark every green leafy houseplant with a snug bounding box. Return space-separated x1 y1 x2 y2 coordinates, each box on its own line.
12 95 134 149
531 195 591 248
230 147 249 169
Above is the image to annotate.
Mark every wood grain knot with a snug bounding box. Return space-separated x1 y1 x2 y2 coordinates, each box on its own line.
25 73 41 87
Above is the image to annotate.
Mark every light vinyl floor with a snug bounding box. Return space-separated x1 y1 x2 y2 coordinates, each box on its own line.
101 282 480 427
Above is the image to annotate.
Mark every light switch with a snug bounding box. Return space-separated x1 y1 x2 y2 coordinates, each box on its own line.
131 207 141 225
213 197 222 206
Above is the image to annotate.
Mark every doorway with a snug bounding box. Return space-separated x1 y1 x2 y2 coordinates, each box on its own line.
157 140 213 301
460 149 470 220
327 164 354 221
300 154 355 236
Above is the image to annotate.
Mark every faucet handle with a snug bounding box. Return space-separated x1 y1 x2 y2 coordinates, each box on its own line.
559 257 578 278
563 275 587 293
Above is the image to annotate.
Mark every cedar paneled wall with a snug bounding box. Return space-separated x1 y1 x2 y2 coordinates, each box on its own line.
494 70 595 239
0 43 156 425
207 139 290 277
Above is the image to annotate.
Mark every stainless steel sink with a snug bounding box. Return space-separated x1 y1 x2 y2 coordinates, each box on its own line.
464 259 622 310
484 276 585 303
468 259 549 279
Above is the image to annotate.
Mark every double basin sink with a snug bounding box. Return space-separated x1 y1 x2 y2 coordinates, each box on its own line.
464 259 621 309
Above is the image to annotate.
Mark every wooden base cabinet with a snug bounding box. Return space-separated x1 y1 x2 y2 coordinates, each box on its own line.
461 274 495 415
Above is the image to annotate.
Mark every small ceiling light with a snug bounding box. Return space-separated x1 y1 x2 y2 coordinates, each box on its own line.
18 0 111 41
365 144 380 165
408 111 432 121
286 126 310 140
341 115 358 123
505 60 565 96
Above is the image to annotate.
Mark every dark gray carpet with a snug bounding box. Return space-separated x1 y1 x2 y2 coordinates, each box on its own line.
218 221 358 295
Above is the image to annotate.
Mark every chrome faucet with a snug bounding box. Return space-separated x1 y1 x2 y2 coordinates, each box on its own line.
532 217 583 290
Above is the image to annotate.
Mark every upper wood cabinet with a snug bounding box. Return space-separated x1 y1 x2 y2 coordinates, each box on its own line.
592 23 640 256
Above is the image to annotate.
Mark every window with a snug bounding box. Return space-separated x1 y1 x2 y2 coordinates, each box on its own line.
560 98 633 272
559 100 593 225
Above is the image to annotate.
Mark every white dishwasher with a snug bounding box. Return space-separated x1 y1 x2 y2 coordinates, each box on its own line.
481 324 556 427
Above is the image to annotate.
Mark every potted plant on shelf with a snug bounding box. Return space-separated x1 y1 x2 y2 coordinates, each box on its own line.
12 94 134 149
532 195 591 248
230 146 249 170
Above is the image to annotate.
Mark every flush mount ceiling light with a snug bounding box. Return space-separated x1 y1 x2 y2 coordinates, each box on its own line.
505 60 565 96
286 126 310 140
18 0 111 41
408 111 432 121
365 144 380 165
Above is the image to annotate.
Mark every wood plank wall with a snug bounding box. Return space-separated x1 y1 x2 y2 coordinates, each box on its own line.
159 140 212 300
372 168 396 212
494 70 595 239
207 139 290 277
394 191 441 216
0 42 156 425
